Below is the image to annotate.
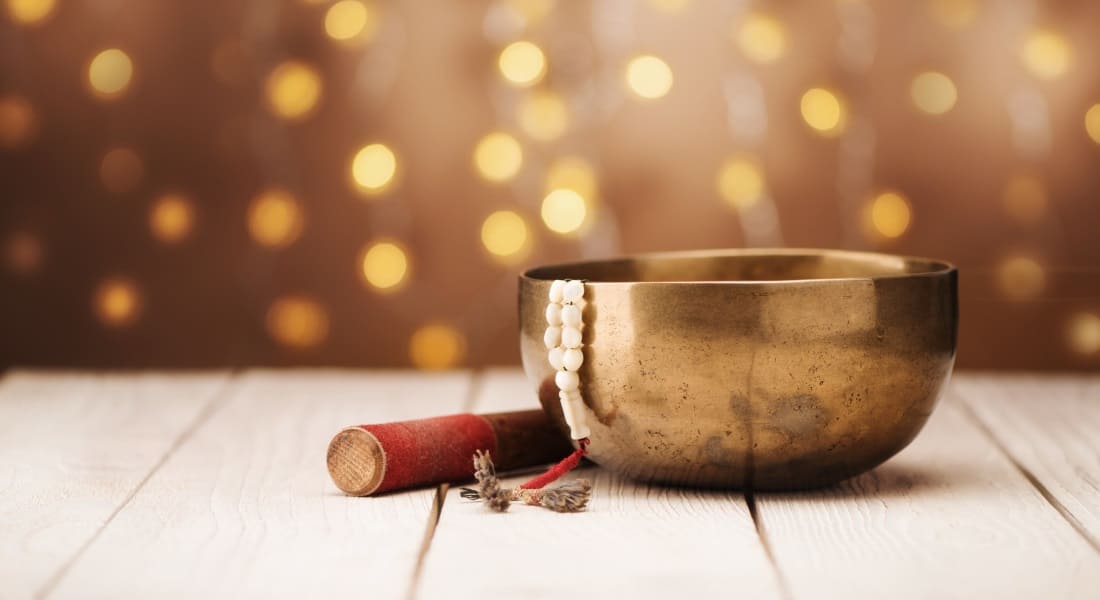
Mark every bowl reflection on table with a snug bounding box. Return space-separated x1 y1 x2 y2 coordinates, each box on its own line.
519 249 958 490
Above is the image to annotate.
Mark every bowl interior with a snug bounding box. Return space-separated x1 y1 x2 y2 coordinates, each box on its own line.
524 249 953 283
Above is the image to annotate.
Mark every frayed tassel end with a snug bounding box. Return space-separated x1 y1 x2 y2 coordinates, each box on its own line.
469 450 592 513
472 449 511 512
516 479 592 512
541 479 592 512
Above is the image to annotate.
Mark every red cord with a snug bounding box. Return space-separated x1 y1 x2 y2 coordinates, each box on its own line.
518 438 588 490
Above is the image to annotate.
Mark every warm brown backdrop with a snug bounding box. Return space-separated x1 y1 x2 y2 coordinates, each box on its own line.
1 0 1098 370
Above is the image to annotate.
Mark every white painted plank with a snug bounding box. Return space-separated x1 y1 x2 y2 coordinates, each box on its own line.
49 370 472 600
0 372 229 600
418 369 783 599
470 367 542 414
755 386 1100 600
954 374 1100 548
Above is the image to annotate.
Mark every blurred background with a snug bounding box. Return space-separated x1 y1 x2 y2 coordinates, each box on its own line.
1 0 1098 371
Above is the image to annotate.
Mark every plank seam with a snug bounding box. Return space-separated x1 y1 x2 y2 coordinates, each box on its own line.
407 484 448 600
407 370 481 599
35 372 241 599
954 392 1100 555
746 493 794 600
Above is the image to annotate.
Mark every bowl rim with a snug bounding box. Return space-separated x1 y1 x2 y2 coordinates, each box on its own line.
521 248 957 285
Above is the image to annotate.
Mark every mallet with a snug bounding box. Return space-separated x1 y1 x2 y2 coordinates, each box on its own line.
326 409 573 496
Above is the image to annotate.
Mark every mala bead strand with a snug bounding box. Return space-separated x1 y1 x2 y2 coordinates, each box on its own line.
468 279 594 514
544 279 591 441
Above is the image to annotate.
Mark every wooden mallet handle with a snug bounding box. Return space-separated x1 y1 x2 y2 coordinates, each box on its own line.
326 410 572 496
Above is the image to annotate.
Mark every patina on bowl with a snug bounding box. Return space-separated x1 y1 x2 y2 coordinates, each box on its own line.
519 249 958 490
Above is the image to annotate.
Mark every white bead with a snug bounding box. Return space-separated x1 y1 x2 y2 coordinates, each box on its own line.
549 280 565 303
560 396 591 440
555 370 579 392
561 304 582 327
563 280 584 302
548 346 565 370
561 326 582 349
543 326 561 349
562 348 584 372
545 303 562 326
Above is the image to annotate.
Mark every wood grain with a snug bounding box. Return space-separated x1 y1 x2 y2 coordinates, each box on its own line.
47 370 472 600
954 374 1100 549
753 384 1100 600
417 370 783 600
0 372 229 600
8 370 1099 599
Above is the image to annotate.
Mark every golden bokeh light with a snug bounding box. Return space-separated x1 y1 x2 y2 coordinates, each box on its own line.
409 323 466 370
266 296 329 349
498 41 546 87
541 188 587 235
800 87 846 136
360 241 409 291
506 0 554 23
867 191 913 239
928 0 977 29
480 210 530 260
94 278 142 327
996 256 1045 301
87 49 134 100
324 0 379 43
1067 312 1100 356
544 156 597 199
2 231 43 274
247 188 304 248
736 13 787 64
264 60 322 120
1085 104 1100 145
625 55 674 100
517 91 569 142
715 157 765 209
473 132 523 183
0 95 38 149
99 147 144 194
149 193 196 244
6 0 56 25
910 71 957 115
351 143 398 194
648 0 690 13
1021 30 1071 80
1002 174 1048 225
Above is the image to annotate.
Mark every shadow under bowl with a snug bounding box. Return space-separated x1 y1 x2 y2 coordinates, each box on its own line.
519 248 958 491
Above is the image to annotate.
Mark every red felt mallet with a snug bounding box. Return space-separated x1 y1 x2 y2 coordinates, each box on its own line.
326 410 574 496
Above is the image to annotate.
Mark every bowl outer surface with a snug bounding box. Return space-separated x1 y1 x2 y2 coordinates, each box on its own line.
519 249 958 490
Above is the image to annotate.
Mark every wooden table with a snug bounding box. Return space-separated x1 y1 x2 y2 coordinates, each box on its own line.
2 370 1098 599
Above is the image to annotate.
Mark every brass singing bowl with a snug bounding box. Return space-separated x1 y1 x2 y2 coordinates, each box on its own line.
519 249 958 490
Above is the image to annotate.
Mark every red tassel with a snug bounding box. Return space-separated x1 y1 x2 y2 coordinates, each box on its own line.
518 438 588 490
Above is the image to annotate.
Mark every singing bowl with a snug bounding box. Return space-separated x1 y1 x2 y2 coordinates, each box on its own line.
519 249 958 490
